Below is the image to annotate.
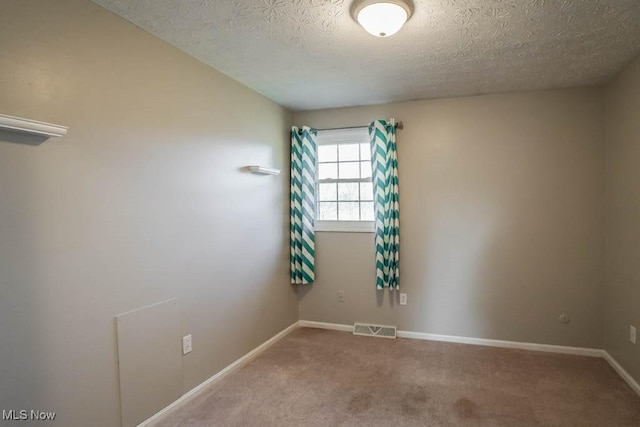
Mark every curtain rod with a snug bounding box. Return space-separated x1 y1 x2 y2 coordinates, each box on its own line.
298 120 404 134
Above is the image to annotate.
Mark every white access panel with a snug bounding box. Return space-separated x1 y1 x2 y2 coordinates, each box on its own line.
116 299 182 427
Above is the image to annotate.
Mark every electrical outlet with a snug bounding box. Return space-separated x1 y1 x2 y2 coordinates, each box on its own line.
337 291 345 303
399 293 407 306
182 335 192 355
630 326 636 344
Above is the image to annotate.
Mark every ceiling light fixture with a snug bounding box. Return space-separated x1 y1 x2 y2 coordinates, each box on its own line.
351 0 414 38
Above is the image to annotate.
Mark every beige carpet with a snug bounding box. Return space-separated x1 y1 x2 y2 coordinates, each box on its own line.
156 328 640 426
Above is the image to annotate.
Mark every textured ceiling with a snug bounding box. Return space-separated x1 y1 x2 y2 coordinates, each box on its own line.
92 0 640 110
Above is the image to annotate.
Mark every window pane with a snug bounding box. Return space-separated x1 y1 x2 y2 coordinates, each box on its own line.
360 143 371 161
338 182 359 201
318 144 337 162
318 162 338 180
339 144 360 161
338 202 359 221
339 162 360 179
361 202 375 221
360 182 373 201
318 202 337 221
319 183 337 201
361 161 372 179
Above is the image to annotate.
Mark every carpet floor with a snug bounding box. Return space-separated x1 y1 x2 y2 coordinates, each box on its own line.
155 328 640 426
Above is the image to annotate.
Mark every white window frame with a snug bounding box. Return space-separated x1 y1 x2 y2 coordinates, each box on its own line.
315 128 374 233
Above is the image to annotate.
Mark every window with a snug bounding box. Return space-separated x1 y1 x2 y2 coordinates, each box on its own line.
315 128 374 232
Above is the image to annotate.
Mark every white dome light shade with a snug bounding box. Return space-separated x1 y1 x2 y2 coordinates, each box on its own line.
353 1 413 38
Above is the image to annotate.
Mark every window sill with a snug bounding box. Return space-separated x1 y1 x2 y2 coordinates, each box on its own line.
315 221 374 233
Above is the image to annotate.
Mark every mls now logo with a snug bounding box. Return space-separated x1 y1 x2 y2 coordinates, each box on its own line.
2 410 56 421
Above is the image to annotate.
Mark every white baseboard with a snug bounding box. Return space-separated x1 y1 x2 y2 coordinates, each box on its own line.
299 320 603 357
397 330 604 357
137 321 299 427
603 351 640 397
298 320 352 332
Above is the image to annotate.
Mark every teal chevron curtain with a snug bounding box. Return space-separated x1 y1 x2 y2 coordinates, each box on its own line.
290 126 318 284
369 119 400 290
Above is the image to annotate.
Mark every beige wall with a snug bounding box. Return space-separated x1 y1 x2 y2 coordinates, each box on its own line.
0 1 296 426
294 88 605 349
604 55 640 384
